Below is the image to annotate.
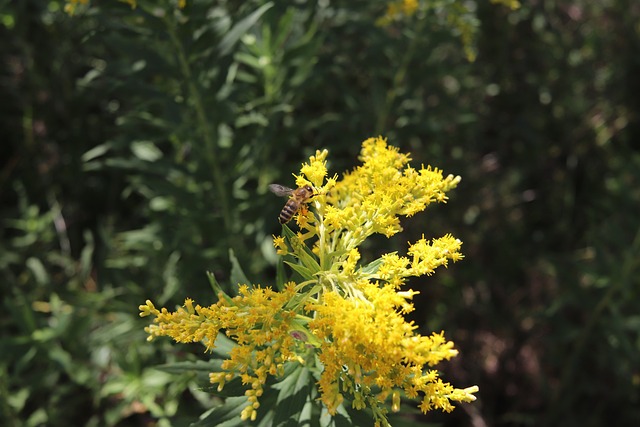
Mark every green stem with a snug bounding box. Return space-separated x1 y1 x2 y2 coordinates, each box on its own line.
375 16 428 135
164 15 234 234
316 201 329 271
546 228 640 423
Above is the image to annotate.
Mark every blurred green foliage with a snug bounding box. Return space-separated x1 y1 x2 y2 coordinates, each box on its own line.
1 0 638 426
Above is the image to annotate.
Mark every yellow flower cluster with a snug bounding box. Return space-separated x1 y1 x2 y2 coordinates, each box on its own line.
491 0 521 10
307 285 475 419
140 137 478 425
377 0 419 27
324 138 460 242
140 283 306 421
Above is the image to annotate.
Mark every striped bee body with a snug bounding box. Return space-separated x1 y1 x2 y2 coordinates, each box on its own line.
269 184 315 224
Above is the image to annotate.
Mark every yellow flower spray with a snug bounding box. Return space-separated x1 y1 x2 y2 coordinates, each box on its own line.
140 137 478 426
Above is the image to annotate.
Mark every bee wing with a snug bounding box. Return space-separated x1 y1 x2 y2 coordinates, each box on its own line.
268 184 295 197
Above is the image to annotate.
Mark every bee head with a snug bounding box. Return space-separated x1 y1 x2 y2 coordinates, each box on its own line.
305 185 317 198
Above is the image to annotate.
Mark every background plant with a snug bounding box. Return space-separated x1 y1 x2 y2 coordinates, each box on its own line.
1 0 638 426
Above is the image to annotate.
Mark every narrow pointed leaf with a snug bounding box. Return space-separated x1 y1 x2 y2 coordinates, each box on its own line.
229 249 250 286
190 396 248 427
218 3 274 56
272 365 313 427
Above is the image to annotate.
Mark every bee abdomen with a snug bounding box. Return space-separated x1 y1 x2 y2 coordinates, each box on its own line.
279 201 298 224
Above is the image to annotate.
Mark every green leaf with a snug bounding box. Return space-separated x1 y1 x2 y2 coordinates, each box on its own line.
81 143 111 162
319 405 355 427
275 258 288 290
271 364 313 427
200 376 248 399
283 261 315 281
273 8 295 49
360 257 385 275
191 396 248 427
78 230 94 279
218 2 274 56
229 249 250 286
235 51 263 69
210 332 237 358
26 257 48 285
282 225 321 274
289 317 323 348
131 140 163 162
206 271 221 292
158 251 181 305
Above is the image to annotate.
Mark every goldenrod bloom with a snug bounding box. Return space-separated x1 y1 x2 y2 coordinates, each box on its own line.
377 0 419 26
140 137 477 425
491 0 521 9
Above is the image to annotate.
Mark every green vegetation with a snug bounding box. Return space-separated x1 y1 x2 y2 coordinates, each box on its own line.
1 1 638 426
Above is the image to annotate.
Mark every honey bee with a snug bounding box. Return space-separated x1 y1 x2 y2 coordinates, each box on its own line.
268 184 315 224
